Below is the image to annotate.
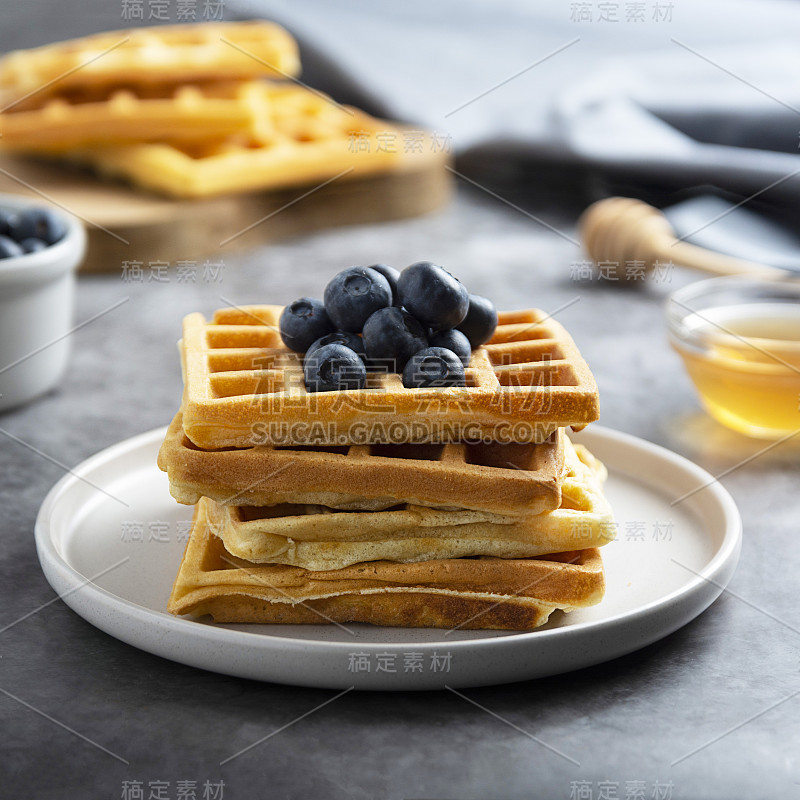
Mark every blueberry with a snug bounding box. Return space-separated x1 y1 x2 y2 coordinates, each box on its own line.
20 237 47 253
323 266 392 332
456 294 498 348
362 306 428 372
304 343 366 392
0 235 24 259
397 262 469 331
429 328 472 367
279 297 334 353
306 330 366 362
367 263 401 305
0 209 16 238
11 207 67 245
402 347 466 389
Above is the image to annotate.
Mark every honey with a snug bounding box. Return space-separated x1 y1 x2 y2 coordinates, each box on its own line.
672 303 800 439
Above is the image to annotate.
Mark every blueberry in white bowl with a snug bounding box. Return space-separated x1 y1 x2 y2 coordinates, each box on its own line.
0 205 67 260
0 235 24 259
0 194 86 411
0 208 14 238
10 207 67 246
20 237 48 253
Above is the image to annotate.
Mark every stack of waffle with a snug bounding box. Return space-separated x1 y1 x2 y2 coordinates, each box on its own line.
0 22 407 197
159 304 615 630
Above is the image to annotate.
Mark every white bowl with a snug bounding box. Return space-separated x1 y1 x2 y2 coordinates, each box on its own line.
0 194 86 412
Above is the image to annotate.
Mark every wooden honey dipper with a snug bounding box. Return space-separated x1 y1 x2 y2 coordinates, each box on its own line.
579 197 785 280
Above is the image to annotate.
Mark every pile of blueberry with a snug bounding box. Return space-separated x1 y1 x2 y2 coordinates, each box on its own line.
279 262 498 392
0 206 67 259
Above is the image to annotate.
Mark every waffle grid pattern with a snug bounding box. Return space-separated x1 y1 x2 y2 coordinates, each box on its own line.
180 305 599 447
221 438 608 534
69 85 402 197
158 411 565 515
0 81 269 150
0 22 300 105
204 437 615 570
167 498 605 629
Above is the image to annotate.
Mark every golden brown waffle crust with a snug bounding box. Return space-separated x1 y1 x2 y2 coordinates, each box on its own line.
157 411 565 515
183 591 560 630
180 305 600 448
70 125 404 199
201 435 614 570
167 503 605 630
0 22 300 106
0 81 270 151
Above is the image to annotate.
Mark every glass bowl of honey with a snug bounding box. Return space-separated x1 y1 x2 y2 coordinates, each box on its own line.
667 276 800 439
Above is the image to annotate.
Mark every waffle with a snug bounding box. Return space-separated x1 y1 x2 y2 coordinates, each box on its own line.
0 22 300 108
179 305 599 448
0 81 273 152
206 438 614 570
168 500 606 630
67 83 405 197
158 410 565 515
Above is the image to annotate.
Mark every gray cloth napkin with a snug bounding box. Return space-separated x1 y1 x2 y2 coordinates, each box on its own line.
231 0 800 268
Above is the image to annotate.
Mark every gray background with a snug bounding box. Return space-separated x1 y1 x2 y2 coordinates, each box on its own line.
1 2 799 798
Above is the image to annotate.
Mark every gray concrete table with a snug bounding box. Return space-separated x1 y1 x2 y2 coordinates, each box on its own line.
2 4 799 799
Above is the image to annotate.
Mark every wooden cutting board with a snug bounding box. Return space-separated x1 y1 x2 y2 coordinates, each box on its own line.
0 146 451 272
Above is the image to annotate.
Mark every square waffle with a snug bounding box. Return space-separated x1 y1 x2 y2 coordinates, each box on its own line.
0 81 273 152
179 305 599 448
203 437 615 570
0 22 300 108
66 84 407 198
168 499 606 630
157 411 565 515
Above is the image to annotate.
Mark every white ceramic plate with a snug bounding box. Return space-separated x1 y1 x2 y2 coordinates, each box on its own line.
35 426 741 690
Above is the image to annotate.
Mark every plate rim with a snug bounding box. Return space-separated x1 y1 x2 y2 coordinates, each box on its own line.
34 425 742 673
